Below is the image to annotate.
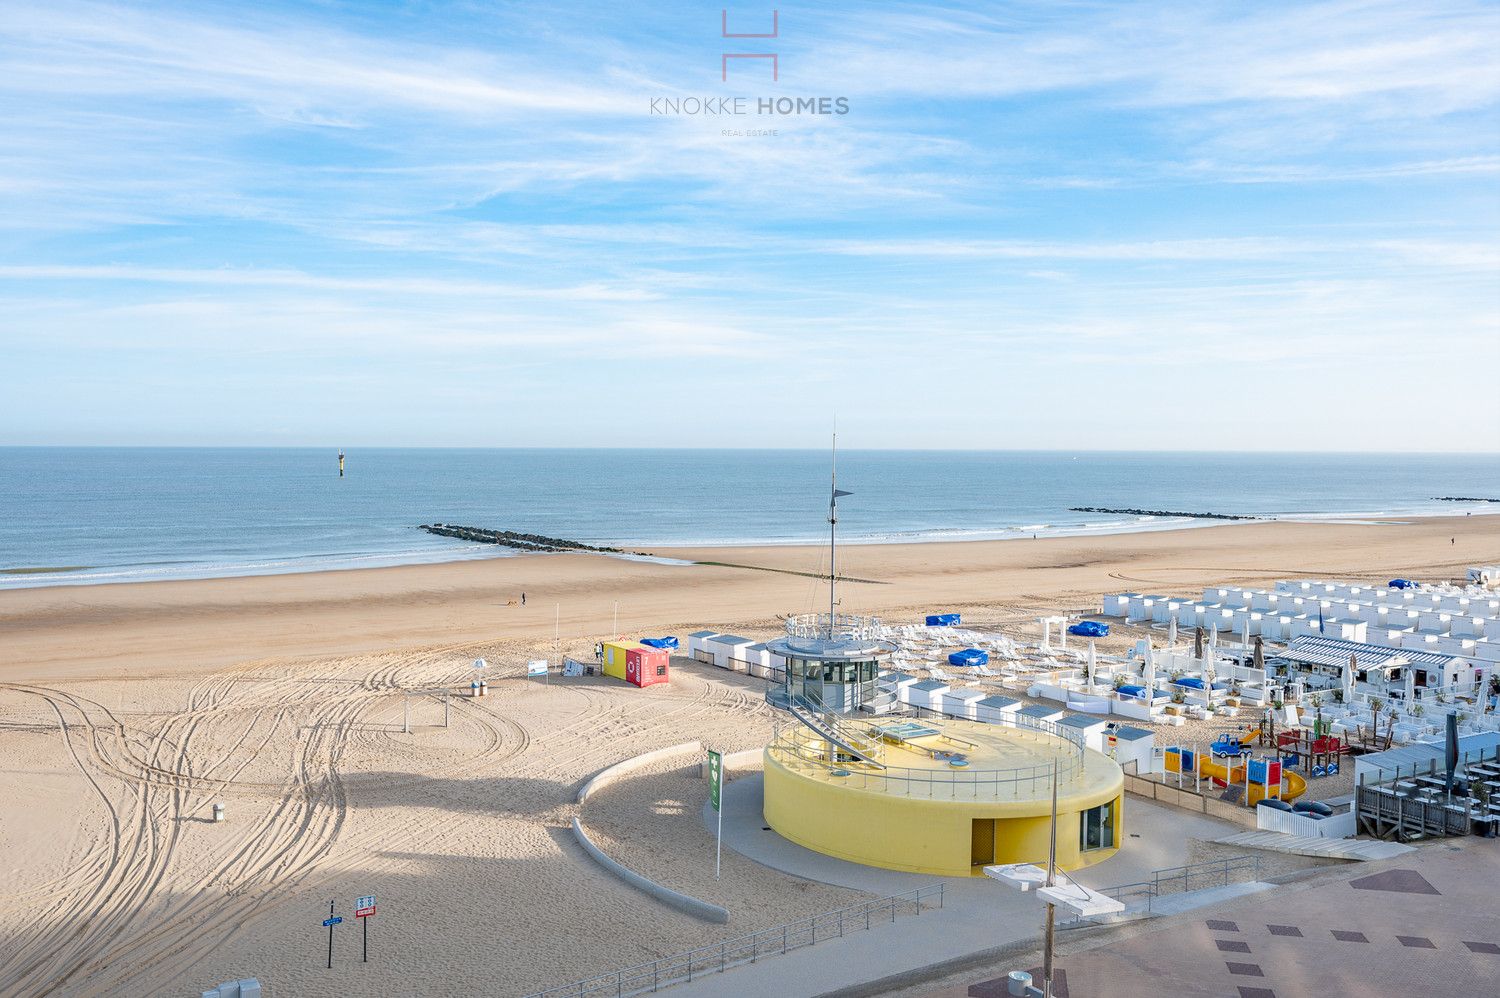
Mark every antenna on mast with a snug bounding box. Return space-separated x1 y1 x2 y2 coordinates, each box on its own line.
828 426 852 640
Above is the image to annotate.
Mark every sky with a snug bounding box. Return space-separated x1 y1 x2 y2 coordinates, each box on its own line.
1 0 1498 451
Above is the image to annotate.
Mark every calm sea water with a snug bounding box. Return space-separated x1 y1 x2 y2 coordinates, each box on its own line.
1 448 1496 588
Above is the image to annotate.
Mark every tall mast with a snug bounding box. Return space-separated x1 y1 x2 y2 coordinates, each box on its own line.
829 432 837 638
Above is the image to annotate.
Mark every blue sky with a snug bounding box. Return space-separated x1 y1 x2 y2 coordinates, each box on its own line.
2 0 1497 450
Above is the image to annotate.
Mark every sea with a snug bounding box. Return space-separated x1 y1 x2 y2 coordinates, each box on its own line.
1 448 1496 589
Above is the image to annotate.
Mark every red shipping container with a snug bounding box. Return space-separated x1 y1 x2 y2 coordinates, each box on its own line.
625 646 669 688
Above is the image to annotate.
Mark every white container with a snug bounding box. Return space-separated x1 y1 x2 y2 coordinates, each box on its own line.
212 802 225 823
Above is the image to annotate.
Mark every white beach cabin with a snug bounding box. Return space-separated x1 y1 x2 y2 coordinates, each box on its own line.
686 630 720 664
974 694 1023 724
942 686 987 720
905 679 949 711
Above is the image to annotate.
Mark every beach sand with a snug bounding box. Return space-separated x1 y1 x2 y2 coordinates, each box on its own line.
0 515 1496 995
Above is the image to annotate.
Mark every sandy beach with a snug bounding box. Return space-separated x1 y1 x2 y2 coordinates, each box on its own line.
4 515 1495 682
1 515 1497 996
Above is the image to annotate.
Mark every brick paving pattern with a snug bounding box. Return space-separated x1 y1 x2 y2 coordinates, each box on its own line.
1348 868 1442 895
933 842 1500 998
1397 935 1437 949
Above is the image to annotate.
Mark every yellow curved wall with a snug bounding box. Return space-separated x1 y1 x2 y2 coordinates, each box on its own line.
763 749 1124 877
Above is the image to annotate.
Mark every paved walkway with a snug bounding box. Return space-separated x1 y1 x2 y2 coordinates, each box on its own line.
670 775 1246 997
920 838 1500 998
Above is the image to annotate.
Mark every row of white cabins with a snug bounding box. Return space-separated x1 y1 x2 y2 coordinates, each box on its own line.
1104 584 1500 670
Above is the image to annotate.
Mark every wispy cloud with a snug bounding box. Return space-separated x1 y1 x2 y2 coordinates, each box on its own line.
0 1 1496 448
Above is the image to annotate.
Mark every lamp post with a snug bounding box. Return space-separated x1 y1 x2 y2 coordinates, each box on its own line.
1043 759 1058 995
985 760 1124 997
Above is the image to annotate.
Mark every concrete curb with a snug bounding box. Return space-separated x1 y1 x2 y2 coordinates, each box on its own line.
578 740 702 804
569 818 731 924
573 740 729 924
699 747 763 779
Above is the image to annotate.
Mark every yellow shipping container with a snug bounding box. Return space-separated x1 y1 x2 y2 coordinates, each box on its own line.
601 640 642 681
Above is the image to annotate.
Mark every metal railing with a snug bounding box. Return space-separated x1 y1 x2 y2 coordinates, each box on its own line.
764 691 1090 800
1066 855 1263 921
783 612 885 644
521 883 945 998
768 725 1082 801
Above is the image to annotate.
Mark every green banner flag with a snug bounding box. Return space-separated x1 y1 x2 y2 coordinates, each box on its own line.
708 749 722 813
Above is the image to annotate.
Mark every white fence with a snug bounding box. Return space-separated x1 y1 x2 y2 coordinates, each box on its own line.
1255 806 1357 839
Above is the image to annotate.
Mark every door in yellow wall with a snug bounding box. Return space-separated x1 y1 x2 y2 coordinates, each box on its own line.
971 819 995 867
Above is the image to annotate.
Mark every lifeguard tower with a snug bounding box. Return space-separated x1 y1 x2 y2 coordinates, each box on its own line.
767 612 895 714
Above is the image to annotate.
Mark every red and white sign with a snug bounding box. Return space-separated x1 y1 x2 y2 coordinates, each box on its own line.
354 895 376 918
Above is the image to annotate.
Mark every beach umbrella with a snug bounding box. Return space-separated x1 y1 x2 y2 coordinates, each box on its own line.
1086 640 1097 689
1194 626 1204 660
1200 627 1212 690
1343 654 1356 704
1404 668 1416 713
1253 635 1264 673
1143 640 1156 701
1241 614 1250 648
1167 617 1177 648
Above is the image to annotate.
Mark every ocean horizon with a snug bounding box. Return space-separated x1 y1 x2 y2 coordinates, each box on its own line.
2 446 1497 589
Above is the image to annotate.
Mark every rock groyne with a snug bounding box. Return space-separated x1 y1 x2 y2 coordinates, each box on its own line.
1069 507 1261 521
420 524 650 556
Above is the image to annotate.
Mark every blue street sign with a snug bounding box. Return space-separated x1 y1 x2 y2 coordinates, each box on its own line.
323 916 343 927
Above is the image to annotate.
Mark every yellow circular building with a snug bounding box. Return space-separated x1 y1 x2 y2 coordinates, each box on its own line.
764 614 1123 878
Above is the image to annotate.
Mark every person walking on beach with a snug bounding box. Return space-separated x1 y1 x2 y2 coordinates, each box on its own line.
521 592 527 606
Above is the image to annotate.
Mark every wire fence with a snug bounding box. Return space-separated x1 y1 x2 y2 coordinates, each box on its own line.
520 883 945 998
1062 854 1263 923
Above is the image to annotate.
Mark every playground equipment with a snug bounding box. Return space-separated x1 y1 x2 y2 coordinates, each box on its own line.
1164 744 1306 805
1276 730 1347 778
1210 729 1255 757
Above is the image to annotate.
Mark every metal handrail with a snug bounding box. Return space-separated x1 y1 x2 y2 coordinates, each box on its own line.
766 681 1090 799
770 726 1081 800
521 883 945 998
1075 854 1263 919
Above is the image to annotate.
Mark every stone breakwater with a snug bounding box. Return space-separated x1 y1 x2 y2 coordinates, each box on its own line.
419 524 650 556
1432 496 1500 503
1069 507 1261 521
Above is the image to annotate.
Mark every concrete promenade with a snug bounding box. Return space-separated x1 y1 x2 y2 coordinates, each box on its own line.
916 838 1500 998
671 774 1246 997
